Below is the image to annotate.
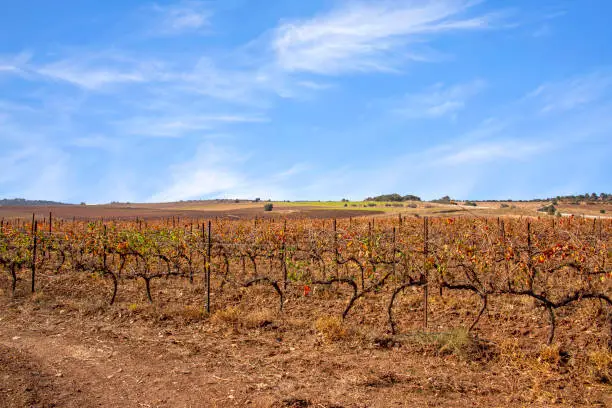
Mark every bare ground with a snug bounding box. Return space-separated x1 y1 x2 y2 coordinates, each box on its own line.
0 204 382 221
1 271 610 408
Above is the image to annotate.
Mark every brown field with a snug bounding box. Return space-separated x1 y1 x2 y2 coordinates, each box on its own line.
1 199 610 222
0 207 610 407
0 202 383 221
1 268 610 407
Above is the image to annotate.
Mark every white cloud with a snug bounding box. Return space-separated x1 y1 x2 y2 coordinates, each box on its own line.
148 144 245 202
34 53 163 90
527 70 612 114
0 145 71 201
69 135 121 151
394 79 486 119
432 140 549 165
118 114 268 138
272 0 500 75
0 52 31 76
149 1 212 35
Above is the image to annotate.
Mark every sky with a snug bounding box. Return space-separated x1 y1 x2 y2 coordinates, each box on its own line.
0 0 611 203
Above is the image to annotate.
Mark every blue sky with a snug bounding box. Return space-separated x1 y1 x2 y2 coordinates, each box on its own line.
0 0 610 203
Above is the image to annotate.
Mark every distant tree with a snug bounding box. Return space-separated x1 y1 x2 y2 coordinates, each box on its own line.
365 193 421 202
401 194 421 201
432 196 452 204
263 203 273 211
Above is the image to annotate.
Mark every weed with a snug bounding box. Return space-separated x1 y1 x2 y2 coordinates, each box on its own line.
315 315 348 343
179 305 207 323
243 309 275 329
538 344 561 366
587 351 611 383
211 306 241 326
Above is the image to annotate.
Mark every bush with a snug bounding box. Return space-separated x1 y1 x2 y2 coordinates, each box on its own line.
464 201 477 207
500 203 509 208
315 316 349 343
537 204 556 215
601 209 606 214
263 203 273 211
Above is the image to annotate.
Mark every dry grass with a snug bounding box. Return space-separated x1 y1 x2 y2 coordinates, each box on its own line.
538 344 562 366
402 328 490 361
211 306 241 326
587 351 612 384
176 305 207 323
243 309 276 329
315 315 349 343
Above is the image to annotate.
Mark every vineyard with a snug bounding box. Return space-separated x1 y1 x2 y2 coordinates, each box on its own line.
1 214 611 406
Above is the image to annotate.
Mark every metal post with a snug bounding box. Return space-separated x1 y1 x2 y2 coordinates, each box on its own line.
31 220 38 293
423 217 429 330
206 220 212 313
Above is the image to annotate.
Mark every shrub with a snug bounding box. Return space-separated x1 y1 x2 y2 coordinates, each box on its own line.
432 196 452 204
464 201 477 207
601 209 606 214
537 204 556 215
263 203 273 211
500 203 510 208
587 350 612 383
211 306 241 326
315 316 348 342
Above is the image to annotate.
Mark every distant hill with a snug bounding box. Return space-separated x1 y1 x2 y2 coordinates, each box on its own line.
0 198 69 206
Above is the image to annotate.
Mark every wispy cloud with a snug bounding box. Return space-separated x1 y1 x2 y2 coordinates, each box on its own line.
526 69 612 114
394 79 486 119
148 1 212 36
0 52 31 75
0 145 71 201
118 114 268 138
33 52 166 90
69 135 122 151
148 143 245 202
272 0 503 75
431 139 549 165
